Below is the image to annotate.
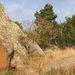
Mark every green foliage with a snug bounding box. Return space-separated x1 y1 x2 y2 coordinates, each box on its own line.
34 3 57 22
33 3 58 49
25 18 59 49
60 71 66 75
39 68 42 71
28 53 36 57
41 73 53 75
56 15 75 48
34 17 60 49
28 53 40 58
25 3 75 49
2 71 13 75
69 71 73 75
38 24 53 49
35 14 75 49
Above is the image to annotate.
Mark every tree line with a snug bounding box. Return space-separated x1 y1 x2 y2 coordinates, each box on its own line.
13 3 75 49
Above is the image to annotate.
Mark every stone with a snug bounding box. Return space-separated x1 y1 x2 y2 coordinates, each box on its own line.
41 57 75 73
0 39 9 71
44 49 52 54
0 3 44 70
27 70 39 75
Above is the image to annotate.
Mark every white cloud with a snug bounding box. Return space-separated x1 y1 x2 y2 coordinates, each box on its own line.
63 11 72 17
68 0 75 4
32 5 40 9
61 7 75 18
54 9 60 14
5 4 35 20
2 0 75 22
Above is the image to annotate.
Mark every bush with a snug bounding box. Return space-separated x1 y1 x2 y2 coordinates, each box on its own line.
23 18 60 49
41 73 53 75
2 71 13 75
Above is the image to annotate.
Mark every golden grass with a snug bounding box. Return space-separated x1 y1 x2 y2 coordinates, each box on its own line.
27 47 75 70
0 47 75 75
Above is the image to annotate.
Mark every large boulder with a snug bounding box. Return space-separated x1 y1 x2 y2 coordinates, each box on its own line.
0 3 44 71
0 3 14 71
41 57 75 73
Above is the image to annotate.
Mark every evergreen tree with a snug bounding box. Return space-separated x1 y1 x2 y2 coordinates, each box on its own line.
34 3 57 22
56 15 75 48
33 3 59 49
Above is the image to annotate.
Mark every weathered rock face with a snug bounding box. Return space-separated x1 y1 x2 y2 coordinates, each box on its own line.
0 3 44 71
0 3 14 71
0 39 9 71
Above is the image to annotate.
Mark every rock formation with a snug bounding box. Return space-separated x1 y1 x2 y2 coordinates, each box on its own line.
0 3 44 71
0 39 9 71
41 57 75 73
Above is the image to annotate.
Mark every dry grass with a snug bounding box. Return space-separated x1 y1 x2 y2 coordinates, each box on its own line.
27 47 75 70
0 47 75 75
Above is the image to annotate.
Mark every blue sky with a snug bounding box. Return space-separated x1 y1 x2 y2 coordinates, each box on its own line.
0 0 75 23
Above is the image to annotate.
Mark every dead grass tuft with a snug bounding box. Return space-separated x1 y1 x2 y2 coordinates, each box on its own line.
27 47 75 70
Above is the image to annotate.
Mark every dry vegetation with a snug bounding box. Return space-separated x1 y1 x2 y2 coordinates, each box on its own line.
1 48 75 75
27 48 75 70
25 48 75 75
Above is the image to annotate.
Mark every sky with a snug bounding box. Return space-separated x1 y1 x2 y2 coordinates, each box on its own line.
0 0 75 23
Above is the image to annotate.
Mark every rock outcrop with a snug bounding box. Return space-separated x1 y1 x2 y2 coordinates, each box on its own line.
0 39 9 71
41 57 75 73
0 3 44 71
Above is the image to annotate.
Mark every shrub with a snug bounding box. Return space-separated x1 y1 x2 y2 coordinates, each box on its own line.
41 73 53 75
2 71 12 75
